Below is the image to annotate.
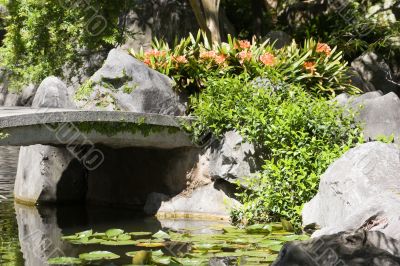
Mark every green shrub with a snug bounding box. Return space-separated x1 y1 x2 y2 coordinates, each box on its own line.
131 32 360 97
189 75 363 229
0 0 136 91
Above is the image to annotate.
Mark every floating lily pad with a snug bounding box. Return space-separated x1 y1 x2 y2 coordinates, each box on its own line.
152 230 170 239
136 242 165 248
105 228 124 238
79 251 120 261
245 224 272 234
100 240 137 246
129 231 153 237
48 257 82 265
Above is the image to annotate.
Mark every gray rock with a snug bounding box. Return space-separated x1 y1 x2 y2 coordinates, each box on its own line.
209 131 258 182
302 142 400 241
348 67 376 92
272 230 400 266
76 49 186 115
265 31 292 49
147 181 241 219
21 84 37 106
3 92 22 107
351 52 400 95
15 76 83 204
32 76 75 108
354 92 400 142
14 144 87 204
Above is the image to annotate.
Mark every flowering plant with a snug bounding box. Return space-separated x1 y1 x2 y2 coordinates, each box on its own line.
130 32 359 97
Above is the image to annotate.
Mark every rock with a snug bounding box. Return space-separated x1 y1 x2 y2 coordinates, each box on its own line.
302 142 400 240
146 180 241 219
3 92 22 106
348 67 376 92
264 31 292 49
209 131 258 182
14 76 83 204
21 84 37 106
272 230 400 266
32 76 75 108
354 92 400 142
334 91 400 143
14 144 87 203
76 49 186 115
351 52 400 95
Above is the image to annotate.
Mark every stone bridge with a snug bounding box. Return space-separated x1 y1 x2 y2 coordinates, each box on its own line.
0 107 194 149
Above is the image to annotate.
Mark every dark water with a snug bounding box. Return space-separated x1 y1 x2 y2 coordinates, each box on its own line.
0 147 228 266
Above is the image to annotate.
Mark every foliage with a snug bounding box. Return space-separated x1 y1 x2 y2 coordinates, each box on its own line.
189 75 363 228
0 0 136 91
131 32 359 97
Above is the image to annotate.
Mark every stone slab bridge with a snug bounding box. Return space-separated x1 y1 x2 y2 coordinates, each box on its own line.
0 107 195 149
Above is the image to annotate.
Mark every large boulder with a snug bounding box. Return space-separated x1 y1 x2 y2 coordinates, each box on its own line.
209 131 259 182
272 230 400 266
75 49 186 115
14 76 85 204
336 91 400 143
32 76 75 108
302 142 400 240
3 92 22 107
14 144 87 203
144 180 240 219
351 52 400 95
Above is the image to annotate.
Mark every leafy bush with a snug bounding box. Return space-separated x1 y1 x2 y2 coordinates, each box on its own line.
131 32 360 97
0 0 136 91
189 75 363 228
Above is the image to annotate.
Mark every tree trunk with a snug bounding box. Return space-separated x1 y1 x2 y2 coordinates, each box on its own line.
188 0 221 45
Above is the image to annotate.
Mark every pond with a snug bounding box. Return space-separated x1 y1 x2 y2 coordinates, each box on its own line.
0 146 307 266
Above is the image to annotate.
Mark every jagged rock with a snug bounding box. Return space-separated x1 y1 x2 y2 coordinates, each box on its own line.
351 52 400 95
302 142 400 241
14 76 84 204
145 180 240 219
209 131 258 182
32 76 75 108
75 48 186 115
335 91 400 143
14 144 87 203
272 230 400 266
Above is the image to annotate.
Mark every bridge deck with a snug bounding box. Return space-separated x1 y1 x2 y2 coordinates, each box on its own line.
0 107 194 149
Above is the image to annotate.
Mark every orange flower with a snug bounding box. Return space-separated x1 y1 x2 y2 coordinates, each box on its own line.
316 43 332 56
238 40 251 49
200 51 217 60
143 58 151 66
303 61 316 74
174 55 188 64
145 49 166 58
238 51 252 64
215 54 227 65
260 52 276 66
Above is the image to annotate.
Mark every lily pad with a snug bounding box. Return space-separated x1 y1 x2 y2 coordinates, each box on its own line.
79 251 120 261
48 257 82 265
105 228 124 238
136 242 165 248
245 224 272 234
129 231 153 237
152 230 170 239
100 240 137 246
